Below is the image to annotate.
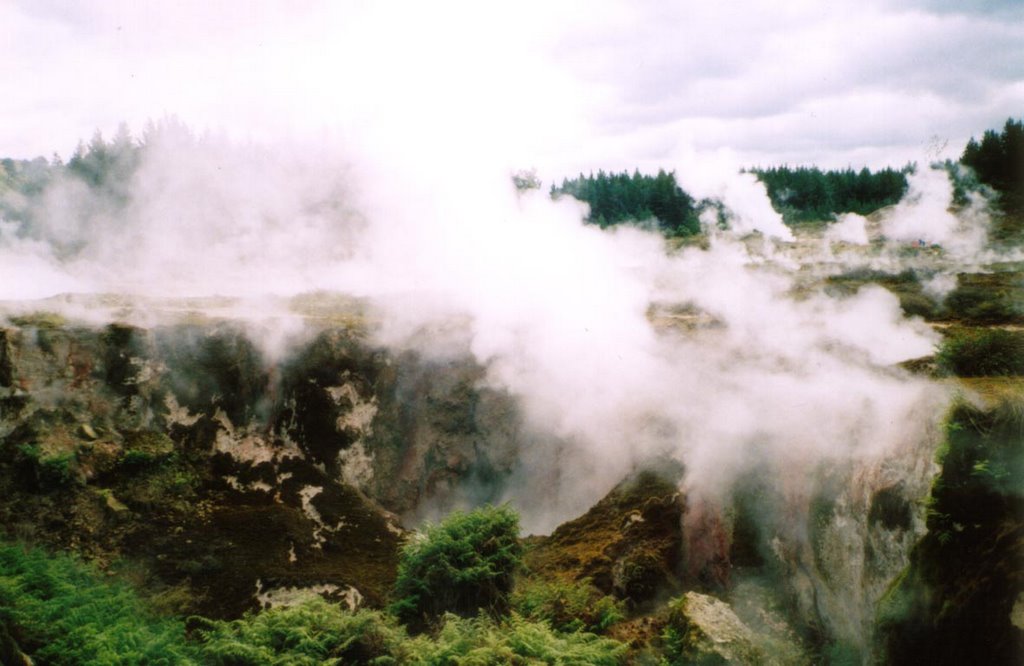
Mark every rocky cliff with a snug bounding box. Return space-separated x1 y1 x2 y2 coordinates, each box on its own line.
0 306 535 619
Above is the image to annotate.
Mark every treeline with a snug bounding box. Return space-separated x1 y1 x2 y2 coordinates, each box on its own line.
547 165 912 234
550 169 702 236
961 117 1023 215
0 120 184 231
748 165 911 223
543 117 1021 233
3 117 1021 240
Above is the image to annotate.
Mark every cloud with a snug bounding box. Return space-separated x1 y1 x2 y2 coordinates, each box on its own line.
1 0 1021 176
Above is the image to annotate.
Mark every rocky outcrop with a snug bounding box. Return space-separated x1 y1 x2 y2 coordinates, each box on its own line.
661 591 808 665
874 398 1024 665
275 329 526 516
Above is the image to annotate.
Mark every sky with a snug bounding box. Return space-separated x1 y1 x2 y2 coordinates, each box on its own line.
2 0 1022 179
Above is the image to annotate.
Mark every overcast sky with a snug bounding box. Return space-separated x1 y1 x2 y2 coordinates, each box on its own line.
2 0 1022 178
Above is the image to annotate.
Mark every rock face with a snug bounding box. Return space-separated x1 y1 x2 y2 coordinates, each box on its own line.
0 315 532 618
276 329 526 516
523 446 938 662
0 309 962 660
787 446 939 656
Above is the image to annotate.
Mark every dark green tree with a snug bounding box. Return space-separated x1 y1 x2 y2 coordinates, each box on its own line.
750 164 910 223
961 117 1024 214
551 169 700 235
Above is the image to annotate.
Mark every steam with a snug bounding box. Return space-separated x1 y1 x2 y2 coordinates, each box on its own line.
0 125 982 533
826 212 870 245
879 164 989 256
674 148 794 241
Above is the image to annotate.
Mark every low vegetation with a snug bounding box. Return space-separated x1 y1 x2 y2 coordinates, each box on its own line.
0 543 194 665
191 599 408 665
510 577 625 634
936 327 1024 377
1 504 632 664
943 271 1024 325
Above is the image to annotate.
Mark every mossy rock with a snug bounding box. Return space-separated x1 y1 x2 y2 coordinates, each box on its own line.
120 431 175 466
875 398 1024 664
525 464 685 606
662 592 764 665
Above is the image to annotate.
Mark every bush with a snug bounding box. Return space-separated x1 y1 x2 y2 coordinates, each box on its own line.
193 596 628 665
390 505 522 631
877 398 1024 664
935 328 1024 376
512 577 625 634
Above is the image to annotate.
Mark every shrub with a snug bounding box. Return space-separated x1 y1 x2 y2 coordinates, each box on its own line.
0 539 629 665
935 328 1024 377
511 577 625 634
390 505 522 631
193 597 628 665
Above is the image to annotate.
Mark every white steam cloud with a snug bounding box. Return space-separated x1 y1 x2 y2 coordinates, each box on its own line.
826 212 870 246
0 126 982 532
879 164 988 256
